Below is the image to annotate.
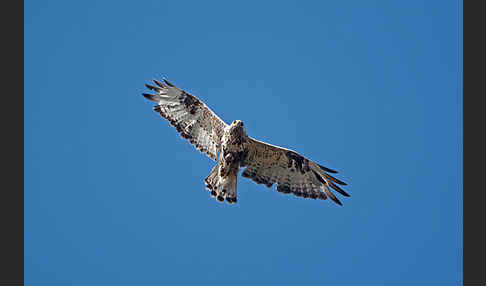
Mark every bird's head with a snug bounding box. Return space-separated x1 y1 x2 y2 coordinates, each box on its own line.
231 120 244 128
229 120 247 138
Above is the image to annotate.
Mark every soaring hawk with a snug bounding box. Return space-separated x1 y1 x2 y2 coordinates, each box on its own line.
142 78 349 205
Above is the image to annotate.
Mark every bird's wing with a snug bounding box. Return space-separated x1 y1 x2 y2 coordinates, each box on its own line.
242 137 349 205
142 78 228 161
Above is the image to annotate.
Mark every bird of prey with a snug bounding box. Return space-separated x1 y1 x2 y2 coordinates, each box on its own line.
142 78 349 205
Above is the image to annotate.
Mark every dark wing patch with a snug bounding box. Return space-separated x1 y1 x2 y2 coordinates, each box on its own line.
142 78 228 161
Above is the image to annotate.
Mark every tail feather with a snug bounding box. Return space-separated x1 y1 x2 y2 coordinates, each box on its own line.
204 165 219 192
219 172 237 204
205 164 238 204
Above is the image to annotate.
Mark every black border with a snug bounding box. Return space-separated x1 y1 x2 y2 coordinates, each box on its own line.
2 0 24 284
464 0 484 284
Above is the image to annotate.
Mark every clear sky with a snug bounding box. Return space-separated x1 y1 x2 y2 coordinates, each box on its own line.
25 0 462 285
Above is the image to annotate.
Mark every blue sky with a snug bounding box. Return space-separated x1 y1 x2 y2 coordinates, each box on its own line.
25 0 462 285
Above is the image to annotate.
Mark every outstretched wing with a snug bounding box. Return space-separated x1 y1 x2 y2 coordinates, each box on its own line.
142 78 228 161
241 138 349 205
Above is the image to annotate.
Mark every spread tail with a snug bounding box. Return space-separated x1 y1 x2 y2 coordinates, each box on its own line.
205 164 238 204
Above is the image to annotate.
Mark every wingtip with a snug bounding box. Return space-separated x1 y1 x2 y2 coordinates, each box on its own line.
142 93 156 101
324 173 347 186
145 83 161 91
162 77 175 87
329 181 350 197
330 195 343 206
322 185 343 206
153 78 166 88
318 164 338 174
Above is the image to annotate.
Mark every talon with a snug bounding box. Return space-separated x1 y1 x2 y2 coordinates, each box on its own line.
210 190 217 197
217 196 224 202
